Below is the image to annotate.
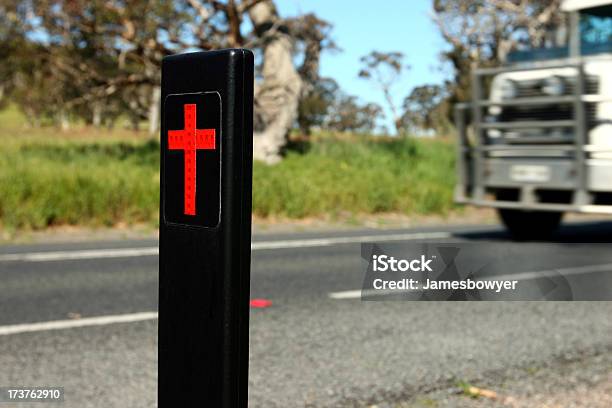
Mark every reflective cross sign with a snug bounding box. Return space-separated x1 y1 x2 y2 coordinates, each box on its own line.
163 92 221 228
168 104 216 216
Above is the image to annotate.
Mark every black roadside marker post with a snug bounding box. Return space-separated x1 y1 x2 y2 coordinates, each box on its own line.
159 49 254 407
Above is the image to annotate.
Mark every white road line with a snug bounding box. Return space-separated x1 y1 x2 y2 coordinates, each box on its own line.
329 290 363 300
329 262 612 300
329 289 398 299
250 232 451 250
0 231 451 263
0 247 160 262
0 312 158 336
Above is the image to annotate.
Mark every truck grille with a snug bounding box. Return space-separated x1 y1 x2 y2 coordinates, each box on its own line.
499 103 598 123
515 76 599 98
492 75 600 144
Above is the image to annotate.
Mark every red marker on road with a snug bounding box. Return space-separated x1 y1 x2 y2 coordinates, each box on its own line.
250 299 272 308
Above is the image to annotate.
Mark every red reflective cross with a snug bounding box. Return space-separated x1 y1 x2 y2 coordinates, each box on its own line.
167 104 216 216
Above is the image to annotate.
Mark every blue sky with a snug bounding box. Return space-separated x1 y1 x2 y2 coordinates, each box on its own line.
276 0 449 132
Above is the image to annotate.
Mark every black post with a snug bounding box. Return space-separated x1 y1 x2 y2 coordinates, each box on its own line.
158 49 254 407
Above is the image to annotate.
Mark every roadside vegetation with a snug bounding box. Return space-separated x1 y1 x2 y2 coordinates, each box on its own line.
0 132 160 230
0 110 455 230
253 135 455 218
0 0 564 231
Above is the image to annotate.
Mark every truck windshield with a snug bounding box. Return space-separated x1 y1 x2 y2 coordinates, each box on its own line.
507 5 612 63
581 6 612 55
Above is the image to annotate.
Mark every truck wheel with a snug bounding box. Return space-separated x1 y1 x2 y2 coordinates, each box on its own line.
497 209 563 240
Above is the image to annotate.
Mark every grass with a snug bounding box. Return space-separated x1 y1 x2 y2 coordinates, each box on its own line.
0 107 456 230
253 137 455 218
0 136 160 229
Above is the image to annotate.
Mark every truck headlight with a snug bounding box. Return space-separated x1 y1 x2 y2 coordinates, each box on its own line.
487 129 502 139
499 79 517 99
542 76 565 96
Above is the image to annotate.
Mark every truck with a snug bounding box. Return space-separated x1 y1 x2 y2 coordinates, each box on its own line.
455 0 612 239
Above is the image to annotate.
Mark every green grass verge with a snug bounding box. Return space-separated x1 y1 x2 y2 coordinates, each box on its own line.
0 137 160 229
253 137 456 218
0 130 455 229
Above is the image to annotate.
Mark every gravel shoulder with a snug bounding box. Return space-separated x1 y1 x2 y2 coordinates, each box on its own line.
3 208 610 245
384 349 612 408
0 208 500 244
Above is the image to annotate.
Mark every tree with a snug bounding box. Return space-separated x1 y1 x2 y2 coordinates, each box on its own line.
291 14 337 136
326 93 382 134
358 51 407 135
0 0 31 110
401 84 450 135
433 0 564 107
297 77 339 135
250 3 336 162
4 0 333 161
248 1 302 163
25 0 273 131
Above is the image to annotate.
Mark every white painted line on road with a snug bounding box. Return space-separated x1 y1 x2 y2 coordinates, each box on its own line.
0 247 160 263
0 312 158 336
329 290 363 299
329 289 398 299
0 231 451 263
329 262 612 300
250 232 451 250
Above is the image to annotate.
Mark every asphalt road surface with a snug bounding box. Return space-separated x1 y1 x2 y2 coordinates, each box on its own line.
1 221 612 407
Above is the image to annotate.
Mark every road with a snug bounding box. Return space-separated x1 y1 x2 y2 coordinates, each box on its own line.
0 221 612 407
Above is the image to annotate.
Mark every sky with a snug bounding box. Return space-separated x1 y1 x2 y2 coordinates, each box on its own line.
276 0 450 133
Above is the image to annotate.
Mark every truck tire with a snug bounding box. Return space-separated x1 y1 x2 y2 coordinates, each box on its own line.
497 209 563 240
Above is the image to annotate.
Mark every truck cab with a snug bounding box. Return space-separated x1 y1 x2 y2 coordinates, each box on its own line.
455 0 612 239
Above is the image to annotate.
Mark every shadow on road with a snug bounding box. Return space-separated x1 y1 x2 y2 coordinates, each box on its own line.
456 220 612 243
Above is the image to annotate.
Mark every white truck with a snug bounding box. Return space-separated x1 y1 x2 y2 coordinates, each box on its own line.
455 0 612 239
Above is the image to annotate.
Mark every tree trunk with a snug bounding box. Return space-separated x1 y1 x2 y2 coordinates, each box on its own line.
148 86 161 136
249 1 302 164
130 116 140 131
128 100 140 131
92 102 102 128
59 109 70 131
25 107 39 128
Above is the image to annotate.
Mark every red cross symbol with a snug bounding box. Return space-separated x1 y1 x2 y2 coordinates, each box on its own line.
167 104 216 216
